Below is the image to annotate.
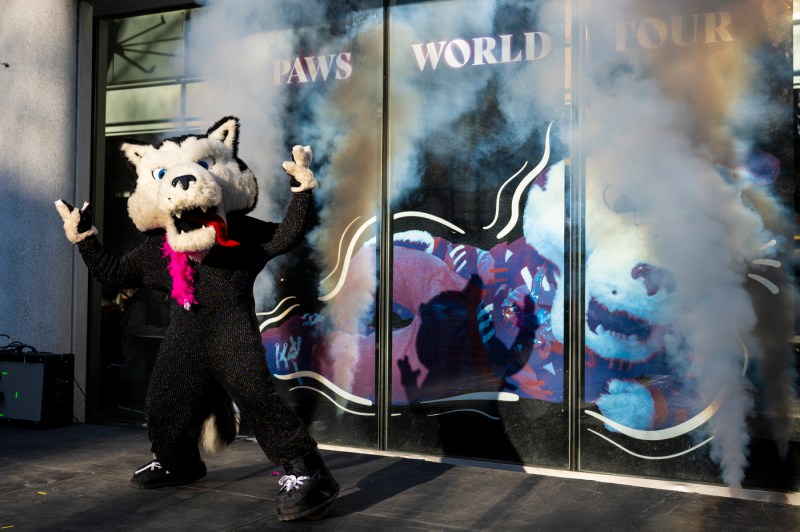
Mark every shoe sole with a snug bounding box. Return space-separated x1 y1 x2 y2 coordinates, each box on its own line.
276 485 340 522
130 471 206 490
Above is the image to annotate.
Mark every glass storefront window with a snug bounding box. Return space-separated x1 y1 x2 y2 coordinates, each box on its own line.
576 0 797 490
93 2 386 449
385 0 570 467
90 0 798 493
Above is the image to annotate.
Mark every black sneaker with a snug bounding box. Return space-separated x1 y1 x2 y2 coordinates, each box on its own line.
130 456 207 489
276 450 339 521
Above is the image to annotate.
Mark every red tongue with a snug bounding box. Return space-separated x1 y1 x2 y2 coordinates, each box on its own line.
187 211 240 247
207 217 240 247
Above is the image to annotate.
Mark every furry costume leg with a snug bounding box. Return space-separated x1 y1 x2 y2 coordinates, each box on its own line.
213 345 317 464
143 339 210 473
211 347 338 521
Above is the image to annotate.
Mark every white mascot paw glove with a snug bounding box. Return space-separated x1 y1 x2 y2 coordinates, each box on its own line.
54 199 97 244
282 145 318 192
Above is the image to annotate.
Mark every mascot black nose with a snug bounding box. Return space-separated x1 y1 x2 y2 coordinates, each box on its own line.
172 174 196 190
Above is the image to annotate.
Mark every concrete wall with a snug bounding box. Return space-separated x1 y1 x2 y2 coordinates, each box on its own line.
0 0 92 420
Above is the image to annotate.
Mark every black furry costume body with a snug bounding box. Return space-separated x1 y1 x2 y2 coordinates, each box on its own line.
77 193 317 471
57 117 338 519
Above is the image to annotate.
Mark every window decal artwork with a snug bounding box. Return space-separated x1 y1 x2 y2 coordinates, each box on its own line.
169 0 796 486
575 0 795 489
261 120 560 415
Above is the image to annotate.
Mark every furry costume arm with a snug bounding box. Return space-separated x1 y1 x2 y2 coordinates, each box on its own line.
262 191 314 258
260 145 317 257
55 199 150 287
73 234 157 289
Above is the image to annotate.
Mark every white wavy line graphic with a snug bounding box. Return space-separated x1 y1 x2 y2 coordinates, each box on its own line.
256 296 296 317
289 386 375 416
318 212 466 302
735 328 749 377
258 304 300 331
747 274 779 294
321 216 362 284
752 258 781 268
427 409 500 420
496 121 554 240
587 429 714 460
759 239 777 251
273 370 373 406
394 211 466 234
483 161 529 230
318 216 377 302
583 392 724 441
421 391 520 404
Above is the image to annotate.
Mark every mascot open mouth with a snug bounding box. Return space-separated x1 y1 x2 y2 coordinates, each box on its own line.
173 206 239 247
587 297 652 341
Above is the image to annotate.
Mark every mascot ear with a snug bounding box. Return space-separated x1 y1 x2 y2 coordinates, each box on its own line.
207 116 240 157
120 141 154 168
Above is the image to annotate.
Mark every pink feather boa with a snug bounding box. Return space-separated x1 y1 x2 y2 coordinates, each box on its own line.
162 238 198 310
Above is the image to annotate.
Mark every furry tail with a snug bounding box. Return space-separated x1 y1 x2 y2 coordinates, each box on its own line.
200 391 240 453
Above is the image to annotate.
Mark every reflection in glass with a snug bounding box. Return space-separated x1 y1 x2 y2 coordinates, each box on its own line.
385 0 570 466
578 0 797 491
91 0 798 492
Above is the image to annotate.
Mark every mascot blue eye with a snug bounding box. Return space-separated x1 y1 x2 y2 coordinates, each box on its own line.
152 168 167 180
197 157 214 170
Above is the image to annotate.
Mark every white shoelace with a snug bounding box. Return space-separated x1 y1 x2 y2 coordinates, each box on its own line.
135 460 169 475
278 474 310 492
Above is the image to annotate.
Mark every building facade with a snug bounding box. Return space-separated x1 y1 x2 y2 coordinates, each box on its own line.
1 0 797 499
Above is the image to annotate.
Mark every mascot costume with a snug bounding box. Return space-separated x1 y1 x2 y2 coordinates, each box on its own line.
55 116 338 521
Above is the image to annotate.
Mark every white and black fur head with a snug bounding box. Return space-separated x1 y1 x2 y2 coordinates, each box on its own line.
121 116 258 252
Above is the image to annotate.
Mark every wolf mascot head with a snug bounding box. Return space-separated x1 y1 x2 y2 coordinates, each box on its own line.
56 116 315 252
120 116 314 253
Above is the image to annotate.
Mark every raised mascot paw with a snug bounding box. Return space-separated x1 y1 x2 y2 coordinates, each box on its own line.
54 199 97 244
282 145 318 192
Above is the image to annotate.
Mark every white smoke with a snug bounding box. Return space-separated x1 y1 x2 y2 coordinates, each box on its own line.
296 13 385 394
388 0 499 192
186 1 387 393
301 0 517 392
179 0 794 485
185 0 322 308
568 0 794 487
